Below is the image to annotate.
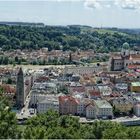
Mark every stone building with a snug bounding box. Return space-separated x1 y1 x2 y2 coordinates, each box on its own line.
109 48 140 71
16 67 25 108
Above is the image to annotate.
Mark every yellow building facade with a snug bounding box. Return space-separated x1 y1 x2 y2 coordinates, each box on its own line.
114 103 133 113
131 82 140 92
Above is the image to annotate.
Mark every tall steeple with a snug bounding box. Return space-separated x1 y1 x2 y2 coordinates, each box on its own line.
16 67 25 108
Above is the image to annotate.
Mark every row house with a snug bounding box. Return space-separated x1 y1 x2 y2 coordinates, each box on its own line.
87 90 101 99
110 98 133 114
94 99 113 119
76 98 91 116
30 90 47 107
59 95 113 119
59 95 96 118
104 91 122 101
86 85 101 99
37 96 59 114
86 103 96 119
59 96 79 115
30 81 59 107
68 82 85 95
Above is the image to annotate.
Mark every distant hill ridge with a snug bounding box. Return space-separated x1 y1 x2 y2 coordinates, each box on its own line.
0 21 45 27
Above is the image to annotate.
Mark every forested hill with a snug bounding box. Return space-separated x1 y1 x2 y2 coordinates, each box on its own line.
0 25 140 53
105 28 140 35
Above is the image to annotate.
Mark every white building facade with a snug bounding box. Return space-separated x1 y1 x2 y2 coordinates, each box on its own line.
86 104 96 119
37 97 59 114
134 104 140 117
94 100 113 119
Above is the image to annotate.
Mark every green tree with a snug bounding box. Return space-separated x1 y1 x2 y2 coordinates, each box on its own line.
123 42 130 49
23 126 47 139
127 127 140 139
102 126 128 139
0 90 21 139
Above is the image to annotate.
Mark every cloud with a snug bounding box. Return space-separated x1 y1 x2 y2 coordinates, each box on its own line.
115 0 140 10
84 0 140 10
84 0 102 9
84 0 114 9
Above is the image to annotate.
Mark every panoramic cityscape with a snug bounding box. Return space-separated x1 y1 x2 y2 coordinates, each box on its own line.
1 0 140 139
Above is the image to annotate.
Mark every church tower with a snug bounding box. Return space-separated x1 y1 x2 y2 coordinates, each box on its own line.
121 48 130 57
121 42 130 57
16 67 25 108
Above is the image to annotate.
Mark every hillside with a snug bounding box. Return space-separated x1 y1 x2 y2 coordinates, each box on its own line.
0 25 140 53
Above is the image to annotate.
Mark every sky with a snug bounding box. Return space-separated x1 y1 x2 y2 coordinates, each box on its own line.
0 0 140 28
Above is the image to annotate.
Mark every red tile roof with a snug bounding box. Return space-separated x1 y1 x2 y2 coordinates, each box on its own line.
59 96 79 104
0 84 16 94
88 90 101 97
127 65 138 69
72 87 85 93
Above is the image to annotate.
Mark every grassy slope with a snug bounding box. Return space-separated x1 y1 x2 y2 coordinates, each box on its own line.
80 26 128 36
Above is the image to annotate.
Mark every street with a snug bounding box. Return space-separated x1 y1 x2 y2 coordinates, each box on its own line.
16 91 36 120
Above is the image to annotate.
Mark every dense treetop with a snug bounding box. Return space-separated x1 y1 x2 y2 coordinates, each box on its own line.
0 25 140 52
